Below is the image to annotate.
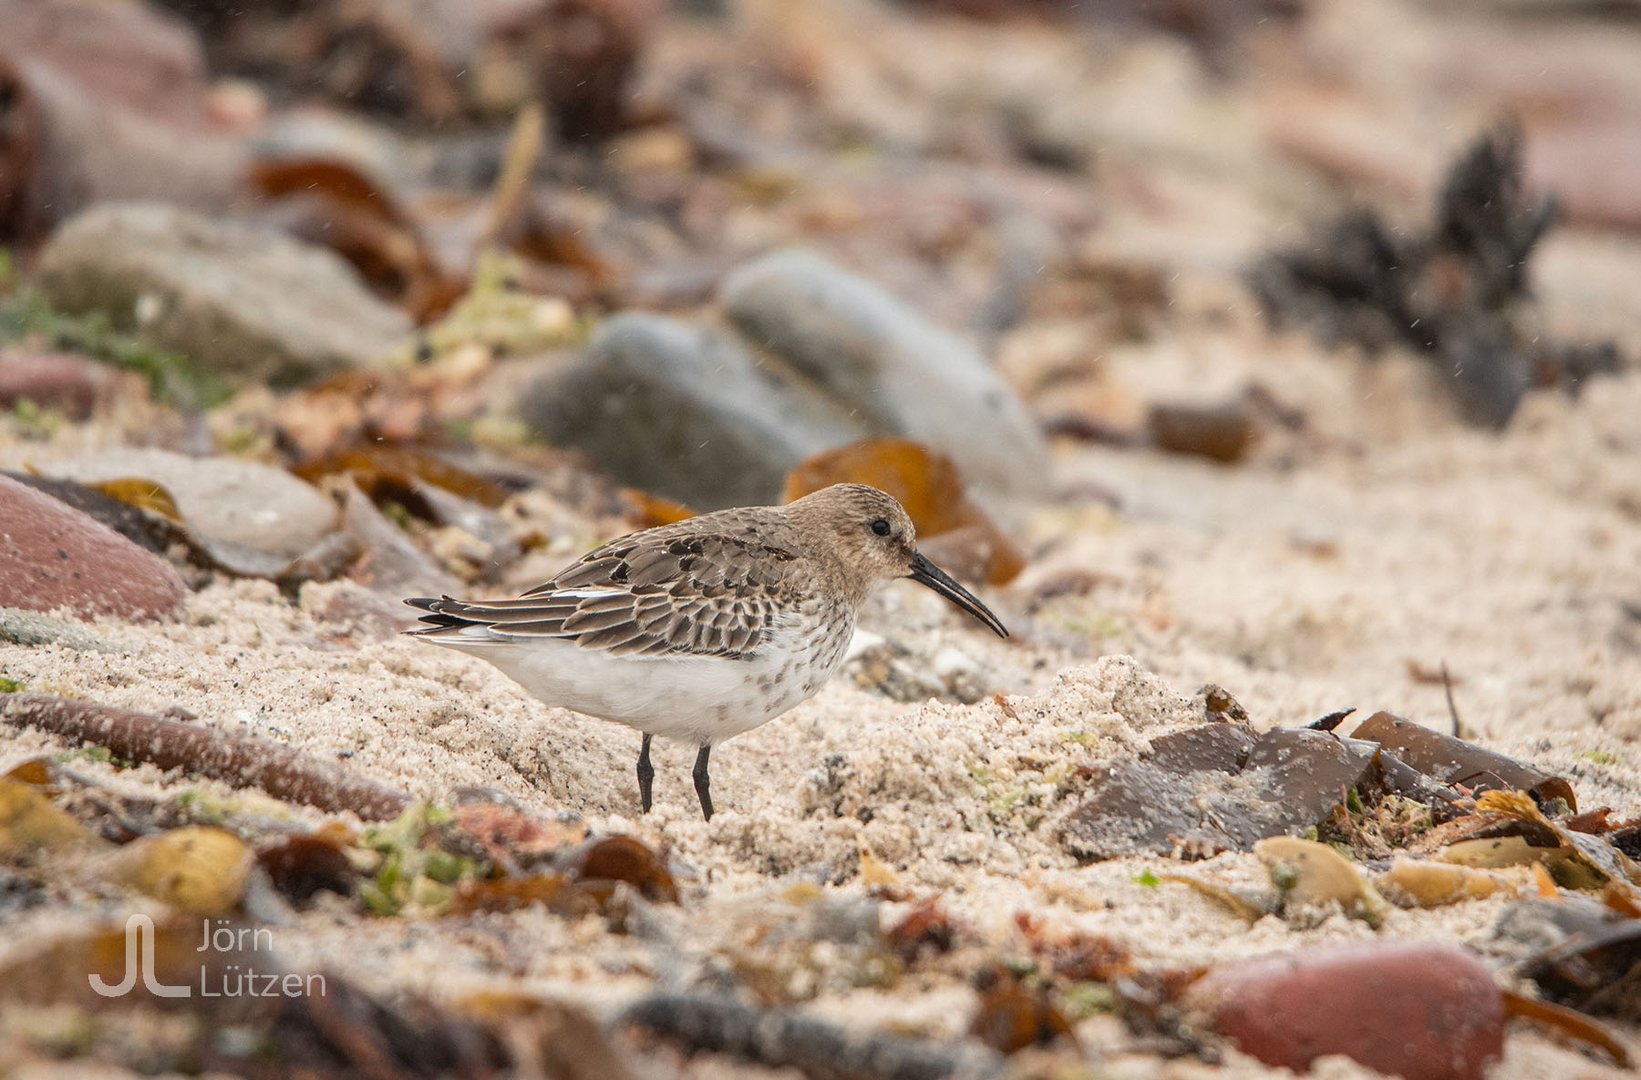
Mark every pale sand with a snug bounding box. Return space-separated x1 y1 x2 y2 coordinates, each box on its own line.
5 0 1641 1070
3 356 1641 1078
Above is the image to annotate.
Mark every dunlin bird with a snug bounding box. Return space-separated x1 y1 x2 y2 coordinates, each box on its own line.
406 483 1007 820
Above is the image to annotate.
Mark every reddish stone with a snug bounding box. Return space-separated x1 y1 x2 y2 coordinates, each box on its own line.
0 474 185 621
1188 941 1504 1080
0 350 113 420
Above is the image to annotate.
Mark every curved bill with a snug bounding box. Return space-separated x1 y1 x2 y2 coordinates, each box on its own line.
908 552 1009 638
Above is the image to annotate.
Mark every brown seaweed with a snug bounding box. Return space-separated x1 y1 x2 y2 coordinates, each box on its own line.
1061 715 1481 862
1248 128 1623 427
1353 712 1576 812
1061 725 1373 860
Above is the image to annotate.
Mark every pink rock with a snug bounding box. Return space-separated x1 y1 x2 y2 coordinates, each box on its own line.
1187 940 1504 1080
0 350 114 420
0 474 185 621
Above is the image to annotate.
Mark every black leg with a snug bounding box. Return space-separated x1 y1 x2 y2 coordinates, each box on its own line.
637 734 655 814
692 744 714 821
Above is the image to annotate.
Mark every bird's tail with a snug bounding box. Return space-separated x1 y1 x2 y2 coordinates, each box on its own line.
403 596 489 636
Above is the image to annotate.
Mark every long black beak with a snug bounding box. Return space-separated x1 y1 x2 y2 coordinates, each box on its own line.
908 552 1009 638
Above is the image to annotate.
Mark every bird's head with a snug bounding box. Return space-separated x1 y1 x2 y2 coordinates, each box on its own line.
785 483 1008 638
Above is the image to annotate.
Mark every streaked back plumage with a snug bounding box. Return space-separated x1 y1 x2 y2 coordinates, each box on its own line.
407 483 917 663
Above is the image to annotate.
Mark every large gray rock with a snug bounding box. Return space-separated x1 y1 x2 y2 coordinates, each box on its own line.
720 250 1049 500
33 203 411 386
523 313 863 510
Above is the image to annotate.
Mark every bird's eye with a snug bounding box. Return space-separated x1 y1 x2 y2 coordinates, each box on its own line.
870 518 891 537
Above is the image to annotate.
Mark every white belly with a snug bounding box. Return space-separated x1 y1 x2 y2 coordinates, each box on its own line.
428 613 854 745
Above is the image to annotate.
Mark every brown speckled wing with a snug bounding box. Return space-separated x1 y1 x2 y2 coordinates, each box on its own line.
412 527 802 660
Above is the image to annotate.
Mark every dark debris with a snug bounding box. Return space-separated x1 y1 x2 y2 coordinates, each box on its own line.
1249 127 1625 427
622 992 1001 1080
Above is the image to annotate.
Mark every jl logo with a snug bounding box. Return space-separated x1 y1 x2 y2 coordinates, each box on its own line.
90 914 191 998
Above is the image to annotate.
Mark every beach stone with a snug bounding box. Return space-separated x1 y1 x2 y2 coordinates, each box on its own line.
35 449 338 563
0 474 185 621
338 480 463 599
523 312 863 509
1187 941 1504 1080
32 203 411 385
0 350 115 419
720 250 1050 502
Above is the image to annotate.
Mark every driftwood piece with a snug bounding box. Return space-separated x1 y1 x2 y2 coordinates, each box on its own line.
0 693 412 821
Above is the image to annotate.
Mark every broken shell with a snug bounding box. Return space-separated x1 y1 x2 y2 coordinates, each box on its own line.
1256 837 1389 926
1378 857 1516 908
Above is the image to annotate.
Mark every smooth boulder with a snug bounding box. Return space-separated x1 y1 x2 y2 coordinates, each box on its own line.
0 474 185 621
33 203 411 386
523 312 863 510
721 250 1049 501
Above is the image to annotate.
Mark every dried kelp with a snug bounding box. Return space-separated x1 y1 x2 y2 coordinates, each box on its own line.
1250 127 1623 427
1460 790 1641 898
1059 722 1443 861
1256 837 1389 927
156 0 650 140
2 470 193 557
1146 400 1259 463
1058 709 1576 861
1353 711 1576 812
1499 990 1631 1068
1377 858 1514 909
257 832 361 907
968 968 1075 1054
1502 897 1641 1022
